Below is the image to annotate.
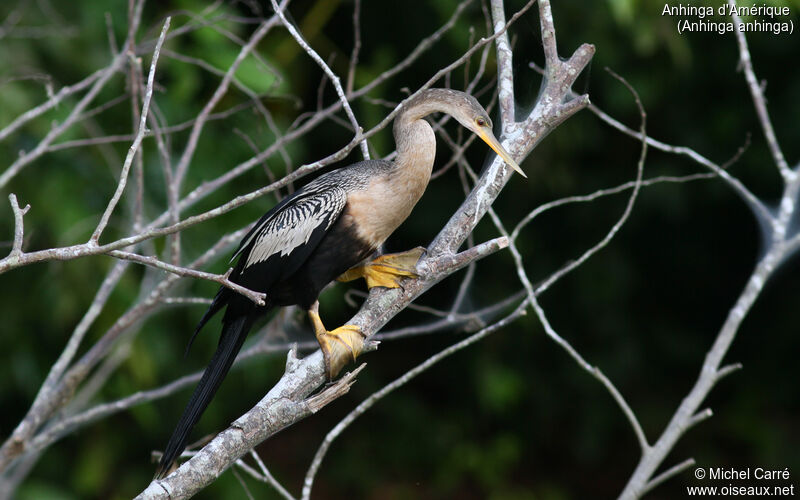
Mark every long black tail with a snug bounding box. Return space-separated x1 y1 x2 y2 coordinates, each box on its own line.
155 313 255 478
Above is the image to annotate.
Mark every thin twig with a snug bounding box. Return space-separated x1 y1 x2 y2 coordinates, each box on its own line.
495 67 649 453
345 0 362 96
489 0 516 124
91 17 171 243
162 297 213 306
108 250 265 305
0 69 104 143
301 301 529 499
7 194 31 259
231 466 256 500
640 458 696 496
729 0 793 181
270 0 369 160
172 11 283 190
0 0 146 189
248 450 296 500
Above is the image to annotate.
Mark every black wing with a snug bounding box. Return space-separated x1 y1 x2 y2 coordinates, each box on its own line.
157 183 348 478
191 181 348 340
233 184 347 281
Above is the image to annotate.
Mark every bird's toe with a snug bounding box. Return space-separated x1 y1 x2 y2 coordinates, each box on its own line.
317 324 365 379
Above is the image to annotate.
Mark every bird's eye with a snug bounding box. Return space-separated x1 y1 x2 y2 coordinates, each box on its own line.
476 117 487 127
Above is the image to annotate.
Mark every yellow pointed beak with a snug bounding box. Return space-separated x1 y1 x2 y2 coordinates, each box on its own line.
476 127 526 178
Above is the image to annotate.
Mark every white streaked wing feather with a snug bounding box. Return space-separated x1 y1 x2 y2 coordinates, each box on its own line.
242 187 346 269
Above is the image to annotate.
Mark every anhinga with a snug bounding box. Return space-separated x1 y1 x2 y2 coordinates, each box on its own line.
155 88 523 477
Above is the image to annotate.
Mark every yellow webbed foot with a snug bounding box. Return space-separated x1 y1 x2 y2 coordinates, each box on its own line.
337 247 425 289
309 302 366 379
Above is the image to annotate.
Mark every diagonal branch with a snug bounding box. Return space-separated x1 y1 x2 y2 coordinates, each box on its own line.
527 60 774 226
729 0 793 181
270 0 369 160
0 0 146 190
345 0 362 96
238 450 296 500
108 250 265 305
172 6 285 190
510 67 648 454
91 17 171 244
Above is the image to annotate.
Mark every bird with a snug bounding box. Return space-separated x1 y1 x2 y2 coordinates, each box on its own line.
154 88 523 478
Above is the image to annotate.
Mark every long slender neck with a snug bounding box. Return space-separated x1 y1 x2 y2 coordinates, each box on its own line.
393 116 436 180
391 90 454 181
391 88 474 172
342 90 473 248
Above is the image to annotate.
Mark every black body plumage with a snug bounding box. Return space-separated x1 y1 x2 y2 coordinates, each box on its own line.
155 163 382 478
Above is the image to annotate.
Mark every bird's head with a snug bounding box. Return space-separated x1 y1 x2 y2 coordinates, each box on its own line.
429 89 526 178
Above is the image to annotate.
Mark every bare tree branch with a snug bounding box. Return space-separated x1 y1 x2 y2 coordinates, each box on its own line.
640 458 696 496
728 0 793 181
233 450 296 500
108 250 266 305
171 6 285 190
489 0 516 124
345 0 362 96
0 0 146 189
91 17 171 244
6 194 30 259
618 6 799 495
269 0 369 160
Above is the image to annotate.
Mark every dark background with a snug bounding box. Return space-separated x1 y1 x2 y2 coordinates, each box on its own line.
0 0 798 498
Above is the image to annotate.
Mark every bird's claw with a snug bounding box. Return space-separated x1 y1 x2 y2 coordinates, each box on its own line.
309 304 366 379
338 247 425 289
316 324 365 379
